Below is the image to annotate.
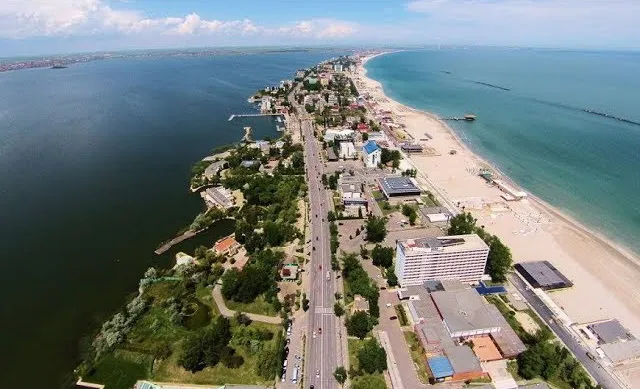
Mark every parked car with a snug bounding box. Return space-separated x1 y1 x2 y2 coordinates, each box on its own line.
390 316 398 320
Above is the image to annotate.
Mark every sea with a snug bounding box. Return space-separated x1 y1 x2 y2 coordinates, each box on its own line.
0 50 339 388
366 48 640 256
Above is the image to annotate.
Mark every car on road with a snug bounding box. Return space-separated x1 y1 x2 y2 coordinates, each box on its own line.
318 327 322 335
312 331 316 339
316 370 320 378
390 316 398 320
386 303 392 307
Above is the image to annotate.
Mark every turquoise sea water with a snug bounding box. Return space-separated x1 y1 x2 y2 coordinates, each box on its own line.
366 49 640 255
0 50 338 388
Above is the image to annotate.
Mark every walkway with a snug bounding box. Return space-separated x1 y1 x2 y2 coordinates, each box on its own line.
211 284 281 324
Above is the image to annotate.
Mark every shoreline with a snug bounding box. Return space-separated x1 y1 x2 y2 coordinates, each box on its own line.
358 51 640 335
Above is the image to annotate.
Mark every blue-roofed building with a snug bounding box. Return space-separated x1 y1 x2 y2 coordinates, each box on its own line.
362 140 381 168
428 355 454 381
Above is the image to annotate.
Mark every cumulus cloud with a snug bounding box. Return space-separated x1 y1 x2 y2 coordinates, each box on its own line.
0 0 357 40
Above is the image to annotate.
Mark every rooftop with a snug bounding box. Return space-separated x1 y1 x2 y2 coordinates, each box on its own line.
589 320 634 344
515 261 573 290
398 234 489 254
430 288 501 335
363 140 380 154
404 285 441 321
444 345 483 374
378 176 421 197
428 355 454 379
472 336 503 361
600 339 640 364
215 236 239 253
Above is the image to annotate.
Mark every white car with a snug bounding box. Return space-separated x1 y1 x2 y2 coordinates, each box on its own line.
386 303 392 308
316 370 320 378
313 331 317 339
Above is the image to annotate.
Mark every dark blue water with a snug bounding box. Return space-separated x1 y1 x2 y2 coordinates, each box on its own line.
366 49 640 254
0 51 337 388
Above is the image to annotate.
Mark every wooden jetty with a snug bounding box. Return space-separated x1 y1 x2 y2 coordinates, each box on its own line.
228 113 283 121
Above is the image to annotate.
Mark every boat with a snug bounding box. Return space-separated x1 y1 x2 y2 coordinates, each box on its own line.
51 64 68 69
464 114 476 121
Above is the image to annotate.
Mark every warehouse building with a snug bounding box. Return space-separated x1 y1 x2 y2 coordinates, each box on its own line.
377 176 422 199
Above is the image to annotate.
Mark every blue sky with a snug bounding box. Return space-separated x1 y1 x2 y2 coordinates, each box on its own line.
1 0 639 56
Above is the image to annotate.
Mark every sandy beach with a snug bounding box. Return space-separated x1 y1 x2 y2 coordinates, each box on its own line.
356 53 640 335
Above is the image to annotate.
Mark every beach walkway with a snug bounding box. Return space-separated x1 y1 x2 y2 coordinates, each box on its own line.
154 230 196 255
212 284 281 324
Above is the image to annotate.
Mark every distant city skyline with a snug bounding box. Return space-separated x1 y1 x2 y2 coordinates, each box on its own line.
1 0 639 56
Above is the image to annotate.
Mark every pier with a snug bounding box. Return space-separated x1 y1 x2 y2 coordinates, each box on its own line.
228 113 283 121
154 230 197 255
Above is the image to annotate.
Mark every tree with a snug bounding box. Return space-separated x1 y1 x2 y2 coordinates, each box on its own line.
334 302 345 317
334 366 348 386
194 245 209 259
386 269 398 287
362 133 369 141
365 215 387 243
371 244 394 268
302 295 310 312
357 338 387 374
485 235 513 282
447 212 477 235
234 311 252 326
321 173 328 187
346 311 373 339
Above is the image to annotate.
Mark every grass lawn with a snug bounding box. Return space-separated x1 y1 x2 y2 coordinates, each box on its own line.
394 305 408 326
152 321 280 386
224 294 278 317
350 373 386 389
507 360 522 381
196 285 219 316
403 331 431 384
85 349 154 389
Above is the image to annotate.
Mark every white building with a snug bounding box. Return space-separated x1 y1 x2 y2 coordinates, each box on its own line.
362 140 382 168
303 94 314 106
395 234 489 286
324 128 354 142
334 64 344 72
260 96 272 113
339 141 356 159
327 93 338 105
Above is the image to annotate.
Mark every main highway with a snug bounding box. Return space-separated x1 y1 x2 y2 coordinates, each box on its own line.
300 113 340 389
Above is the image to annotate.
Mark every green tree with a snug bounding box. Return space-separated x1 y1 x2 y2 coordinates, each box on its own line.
346 311 373 339
321 173 328 187
371 244 394 268
357 338 387 374
386 269 398 287
334 366 348 386
365 215 387 243
485 235 513 282
194 245 209 259
334 302 345 317
447 212 477 235
255 347 279 379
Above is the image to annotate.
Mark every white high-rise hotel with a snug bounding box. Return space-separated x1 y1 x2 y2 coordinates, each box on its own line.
395 234 489 286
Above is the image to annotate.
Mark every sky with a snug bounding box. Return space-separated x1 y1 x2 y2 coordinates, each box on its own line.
1 0 639 56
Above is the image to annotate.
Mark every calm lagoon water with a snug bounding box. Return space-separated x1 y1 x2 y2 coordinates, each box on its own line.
0 50 337 388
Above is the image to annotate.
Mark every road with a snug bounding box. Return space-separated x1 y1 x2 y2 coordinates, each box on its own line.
509 274 623 389
301 114 341 389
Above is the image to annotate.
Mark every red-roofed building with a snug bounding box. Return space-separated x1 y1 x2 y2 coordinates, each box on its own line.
214 236 240 256
357 123 370 133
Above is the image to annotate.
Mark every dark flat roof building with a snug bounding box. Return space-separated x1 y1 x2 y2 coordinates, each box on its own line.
515 261 573 290
378 176 421 198
588 320 635 344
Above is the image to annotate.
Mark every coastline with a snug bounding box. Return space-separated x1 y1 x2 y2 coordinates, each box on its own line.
358 52 640 334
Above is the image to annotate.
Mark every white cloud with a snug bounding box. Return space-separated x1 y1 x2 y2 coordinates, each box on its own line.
0 0 357 40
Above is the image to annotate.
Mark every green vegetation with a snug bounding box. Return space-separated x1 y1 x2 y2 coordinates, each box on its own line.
386 268 398 287
447 212 513 282
334 366 347 386
189 207 230 232
403 331 431 384
348 338 387 389
346 310 374 339
401 169 417 178
342 253 379 318
225 295 277 317
364 215 387 243
423 191 440 206
358 338 387 374
221 249 283 313
394 305 408 326
401 204 418 225
371 244 394 268
84 350 153 389
380 147 401 169
350 374 387 389
178 316 234 372
334 302 345 317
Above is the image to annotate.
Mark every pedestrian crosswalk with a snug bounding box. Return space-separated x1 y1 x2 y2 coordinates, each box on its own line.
314 307 333 314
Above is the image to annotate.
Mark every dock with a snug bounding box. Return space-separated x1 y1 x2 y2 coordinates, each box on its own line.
155 230 197 255
228 113 283 121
